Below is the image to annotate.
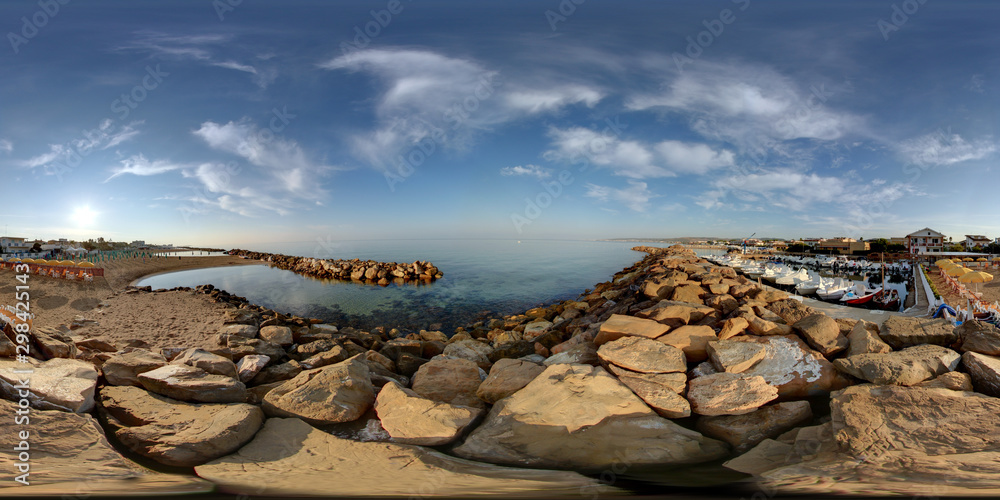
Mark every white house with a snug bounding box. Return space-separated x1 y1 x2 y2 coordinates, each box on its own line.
906 228 945 254
964 235 992 249
0 237 31 253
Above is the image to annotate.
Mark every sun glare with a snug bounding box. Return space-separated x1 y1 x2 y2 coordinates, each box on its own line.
72 205 98 227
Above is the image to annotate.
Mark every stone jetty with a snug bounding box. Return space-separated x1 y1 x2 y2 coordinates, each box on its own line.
227 248 443 285
7 244 1000 496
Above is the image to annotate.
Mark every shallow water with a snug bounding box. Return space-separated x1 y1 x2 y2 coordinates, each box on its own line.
137 240 722 332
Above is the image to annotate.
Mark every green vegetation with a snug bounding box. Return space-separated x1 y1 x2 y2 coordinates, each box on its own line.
921 265 941 300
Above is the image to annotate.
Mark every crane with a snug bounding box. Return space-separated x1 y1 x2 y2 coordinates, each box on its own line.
743 232 755 254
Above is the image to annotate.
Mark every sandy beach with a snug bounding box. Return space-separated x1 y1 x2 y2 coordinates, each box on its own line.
928 263 1000 308
0 255 260 334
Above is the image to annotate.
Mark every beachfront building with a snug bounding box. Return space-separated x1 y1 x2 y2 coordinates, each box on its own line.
906 228 945 254
801 238 824 247
131 240 146 248
964 235 992 250
0 236 31 253
817 237 870 255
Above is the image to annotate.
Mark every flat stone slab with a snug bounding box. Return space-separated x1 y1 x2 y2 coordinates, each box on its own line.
879 315 957 350
687 372 779 416
707 340 766 373
594 314 670 346
375 381 483 446
263 355 374 425
963 351 1000 396
138 364 247 403
698 401 813 452
195 417 618 497
597 336 686 374
0 357 98 413
833 344 960 386
731 335 850 398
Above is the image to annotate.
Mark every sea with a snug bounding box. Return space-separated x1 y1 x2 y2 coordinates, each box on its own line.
137 239 725 332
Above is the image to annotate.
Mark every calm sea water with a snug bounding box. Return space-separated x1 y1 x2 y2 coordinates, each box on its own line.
137 239 723 332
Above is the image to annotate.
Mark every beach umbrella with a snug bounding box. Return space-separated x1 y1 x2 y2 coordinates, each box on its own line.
935 259 952 267
77 261 95 268
959 271 994 294
948 266 973 277
978 258 989 262
963 257 975 262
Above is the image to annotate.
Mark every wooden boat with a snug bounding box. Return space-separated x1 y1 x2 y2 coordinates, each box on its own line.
872 289 900 310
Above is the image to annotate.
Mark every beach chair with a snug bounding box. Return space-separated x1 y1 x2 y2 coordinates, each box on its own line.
83 272 94 282
65 269 76 280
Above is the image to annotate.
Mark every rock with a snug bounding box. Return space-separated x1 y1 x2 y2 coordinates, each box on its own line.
396 353 429 378
690 361 718 378
878 315 958 350
420 330 449 342
30 326 78 359
833 344 960 386
223 308 259 325
697 401 812 452
258 326 293 346
596 336 686 374
195 418 615 497
488 340 535 362
766 299 816 325
594 314 670 346
138 364 247 403
442 339 493 370
223 336 285 361
98 385 264 467
915 371 974 391
300 345 348 369
793 314 848 356
453 364 728 469
705 294 739 315
172 348 238 378
734 335 850 398
718 317 749 340
219 324 258 338
707 340 766 373
374 382 483 446
845 321 892 357
523 320 553 340
670 284 705 305
607 365 687 394
746 315 794 336
236 355 270 383
723 439 794 476
956 320 1000 355
0 357 98 412
262 356 374 425
962 351 1000 396
411 358 485 409
364 349 396 373
379 338 423 362
755 290 789 304
0 332 15 357
102 348 168 387
250 360 302 385
687 372 778 416
542 343 599 366
637 301 714 328
477 358 546 404
658 325 717 362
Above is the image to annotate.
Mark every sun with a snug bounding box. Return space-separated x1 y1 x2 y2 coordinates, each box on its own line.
72 205 98 227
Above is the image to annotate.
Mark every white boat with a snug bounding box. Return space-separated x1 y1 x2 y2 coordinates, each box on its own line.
815 277 850 300
775 268 810 286
795 271 828 295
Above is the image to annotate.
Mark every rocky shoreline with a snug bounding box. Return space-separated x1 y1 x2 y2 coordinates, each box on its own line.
5 244 1000 496
227 248 443 285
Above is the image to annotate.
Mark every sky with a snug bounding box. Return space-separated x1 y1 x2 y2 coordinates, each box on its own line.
1 0 998 247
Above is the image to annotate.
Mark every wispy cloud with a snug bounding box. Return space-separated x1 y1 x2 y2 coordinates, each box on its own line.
585 180 655 212
500 164 551 179
19 120 143 173
897 131 995 167
0 139 11 153
120 32 276 89
105 154 184 181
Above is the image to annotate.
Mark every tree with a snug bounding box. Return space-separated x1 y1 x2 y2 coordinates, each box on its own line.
30 242 41 253
869 238 890 253
888 243 907 252
786 243 810 253
985 242 1000 255
82 240 96 251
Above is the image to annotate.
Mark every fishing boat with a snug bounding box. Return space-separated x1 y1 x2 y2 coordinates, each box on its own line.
872 289 900 311
840 283 882 305
815 277 850 301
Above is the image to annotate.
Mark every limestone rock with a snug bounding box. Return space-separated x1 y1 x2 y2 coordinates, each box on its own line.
879 315 957 350
746 315 794 336
687 372 778 416
723 439 794 475
30 326 78 359
718 317 749 340
102 348 168 387
99 385 264 467
697 401 812 452
833 344 960 386
195 418 616 497
453 364 728 469
236 355 270 383
476 358 545 404
845 321 891 357
543 344 599 366
0 357 98 412
138 364 247 404
171 348 238 378
671 284 705 305
707 340 766 373
523 320 553 340
594 314 670 346
442 339 493 370
733 335 850 398
596 336 686 374
375 382 483 446
262 355 374 425
611 368 691 418
636 301 714 328
766 299 817 325
250 360 302 385
915 371 973 391
607 364 687 394
793 314 848 356
658 325 717 362
300 345 348 369
258 326 293 346
411 358 485 409
956 320 1000 355
963 351 1000 396
219 324 257 339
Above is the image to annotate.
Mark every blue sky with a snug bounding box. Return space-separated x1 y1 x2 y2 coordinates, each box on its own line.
1 0 998 246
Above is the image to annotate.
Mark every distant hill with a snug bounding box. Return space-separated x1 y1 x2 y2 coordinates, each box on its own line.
602 237 730 243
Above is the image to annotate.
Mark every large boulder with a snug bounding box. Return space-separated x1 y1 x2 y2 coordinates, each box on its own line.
594 314 670 346
374 382 483 446
697 401 812 453
732 335 851 398
235 354 270 383
636 301 714 328
453 364 728 470
956 321 1000 355
411 358 485 409
138 364 246 404
171 348 238 378
597 336 686 374
687 372 778 416
707 340 766 373
878 315 957 350
30 326 78 359
476 358 545 404
610 369 691 418
442 339 493 370
833 344 960 386
845 321 891 357
98 385 264 467
607 364 687 394
718 317 749 340
0 357 98 412
658 325 717 362
793 314 848 356
670 285 705 305
195 418 616 497
962 351 1000 396
766 300 816 325
101 348 168 387
258 326 294 346
262 355 374 425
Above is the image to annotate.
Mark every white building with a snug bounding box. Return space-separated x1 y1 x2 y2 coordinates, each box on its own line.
906 228 945 254
131 240 146 248
964 235 992 249
0 237 30 253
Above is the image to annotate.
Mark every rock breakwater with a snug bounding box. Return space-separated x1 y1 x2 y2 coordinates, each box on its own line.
227 249 443 285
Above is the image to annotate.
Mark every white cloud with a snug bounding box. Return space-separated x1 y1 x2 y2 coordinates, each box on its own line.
500 164 551 179
19 121 142 173
655 140 734 174
105 154 184 181
213 61 256 74
585 180 655 212
897 131 995 166
120 33 275 89
0 139 11 153
20 144 64 168
504 86 603 114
